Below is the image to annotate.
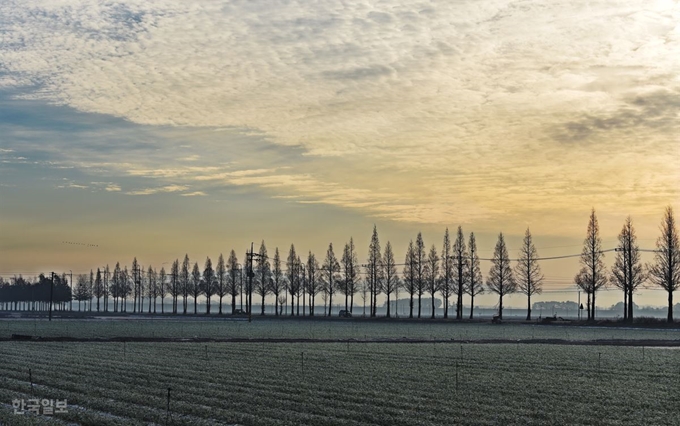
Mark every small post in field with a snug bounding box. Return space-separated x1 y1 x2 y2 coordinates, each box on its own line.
166 387 172 425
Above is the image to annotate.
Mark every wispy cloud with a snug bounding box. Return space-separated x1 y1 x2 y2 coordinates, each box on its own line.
0 0 678 229
127 185 189 196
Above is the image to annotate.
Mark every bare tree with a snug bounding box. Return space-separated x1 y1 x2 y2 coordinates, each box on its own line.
226 251 239 314
383 241 399 318
402 240 417 318
271 248 284 315
191 262 201 314
367 226 382 317
341 238 360 313
255 241 271 315
132 258 139 313
158 267 167 314
611 217 646 321
487 233 516 319
93 268 104 312
75 274 90 311
181 255 190 314
147 266 155 313
415 232 426 318
287 244 298 316
452 227 468 320
578 209 607 320
306 252 321 316
467 232 484 319
424 244 440 319
515 228 544 321
215 254 226 315
649 206 680 322
170 259 180 314
440 229 453 319
324 243 341 316
202 257 216 314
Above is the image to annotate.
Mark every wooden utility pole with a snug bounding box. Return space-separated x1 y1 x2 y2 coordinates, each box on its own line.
48 272 55 321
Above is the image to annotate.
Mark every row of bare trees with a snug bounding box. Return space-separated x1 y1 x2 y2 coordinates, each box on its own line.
3 207 679 321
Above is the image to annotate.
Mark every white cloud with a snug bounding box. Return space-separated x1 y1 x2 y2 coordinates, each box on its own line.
1 0 678 228
181 191 206 197
127 184 189 195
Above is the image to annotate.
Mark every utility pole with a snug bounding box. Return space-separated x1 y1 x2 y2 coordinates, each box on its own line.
49 272 55 322
247 242 254 322
69 270 73 311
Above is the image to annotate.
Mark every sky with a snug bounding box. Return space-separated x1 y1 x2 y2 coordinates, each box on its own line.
0 0 678 309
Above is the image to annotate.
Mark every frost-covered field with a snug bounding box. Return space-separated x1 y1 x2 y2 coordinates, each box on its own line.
0 340 679 425
3 317 680 341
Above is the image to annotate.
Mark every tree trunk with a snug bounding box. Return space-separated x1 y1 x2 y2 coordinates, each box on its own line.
328 293 333 316
409 295 413 319
623 291 627 321
417 294 422 318
591 290 596 320
261 293 265 315
431 293 436 319
498 294 503 320
469 294 474 319
386 294 391 318
668 290 674 323
444 294 448 319
526 294 531 321
628 288 633 322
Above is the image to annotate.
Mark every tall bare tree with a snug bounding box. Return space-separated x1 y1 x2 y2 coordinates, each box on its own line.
515 228 544 320
94 268 104 312
306 252 321 316
383 241 398 318
415 232 426 318
147 266 155 313
181 255 190 314
191 262 201 314
440 229 453 319
170 259 180 314
487 233 516 319
611 217 646 321
578 209 607 320
452 227 468 320
132 258 139 313
255 241 271 315
158 267 167 314
324 243 341 316
467 232 484 319
271 248 284 316
424 244 440 319
287 244 298 316
215 254 226 315
341 238 360 313
202 257 216 314
367 226 382 317
649 207 680 322
226 250 239 314
402 240 416 318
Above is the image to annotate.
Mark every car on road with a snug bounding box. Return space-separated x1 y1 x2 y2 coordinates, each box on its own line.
338 310 352 318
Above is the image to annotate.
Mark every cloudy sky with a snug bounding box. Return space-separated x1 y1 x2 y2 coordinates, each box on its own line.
1 0 678 307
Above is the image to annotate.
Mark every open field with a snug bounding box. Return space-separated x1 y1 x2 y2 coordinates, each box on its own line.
1 339 679 425
3 317 680 342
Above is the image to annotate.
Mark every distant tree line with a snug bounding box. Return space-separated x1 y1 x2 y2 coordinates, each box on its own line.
1 207 679 322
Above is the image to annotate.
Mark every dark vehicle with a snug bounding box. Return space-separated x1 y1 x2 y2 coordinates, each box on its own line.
492 315 502 324
233 309 247 315
339 310 352 318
